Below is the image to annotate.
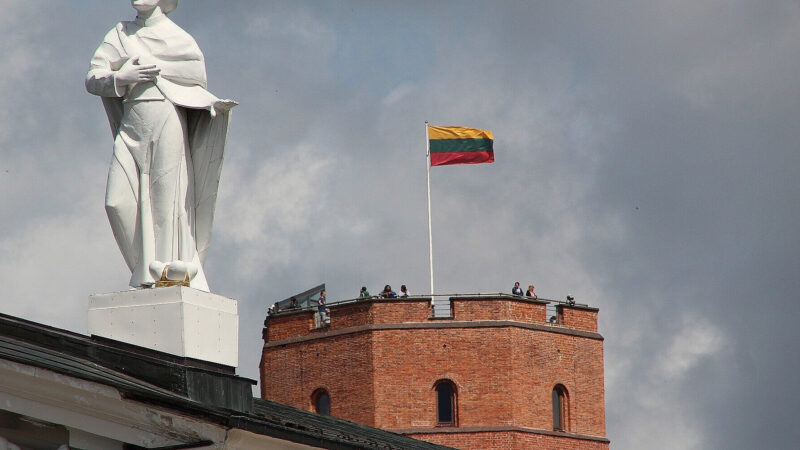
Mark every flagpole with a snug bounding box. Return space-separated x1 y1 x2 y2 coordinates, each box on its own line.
425 121 434 301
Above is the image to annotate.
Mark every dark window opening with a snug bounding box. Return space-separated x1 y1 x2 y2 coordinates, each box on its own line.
552 384 567 431
435 380 457 426
312 389 330 416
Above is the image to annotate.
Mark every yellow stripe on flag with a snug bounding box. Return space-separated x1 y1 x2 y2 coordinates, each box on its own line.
428 126 493 141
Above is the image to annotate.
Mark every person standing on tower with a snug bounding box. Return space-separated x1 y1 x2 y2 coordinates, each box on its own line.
380 285 397 298
317 290 328 326
318 290 327 313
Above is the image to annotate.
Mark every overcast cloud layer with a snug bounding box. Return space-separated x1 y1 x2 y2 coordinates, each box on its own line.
1 1 799 448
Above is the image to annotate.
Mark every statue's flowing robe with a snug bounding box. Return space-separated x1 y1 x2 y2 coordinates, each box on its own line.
86 14 232 291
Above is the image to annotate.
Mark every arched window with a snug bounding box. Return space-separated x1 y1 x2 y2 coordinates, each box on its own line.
552 384 568 431
434 379 457 426
311 389 330 416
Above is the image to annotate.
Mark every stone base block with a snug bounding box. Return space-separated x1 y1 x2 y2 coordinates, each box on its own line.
88 286 238 367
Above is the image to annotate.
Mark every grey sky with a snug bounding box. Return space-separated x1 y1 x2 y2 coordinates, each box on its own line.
1 1 798 448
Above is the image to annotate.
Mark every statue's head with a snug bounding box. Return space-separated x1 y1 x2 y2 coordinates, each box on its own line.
160 0 178 14
131 0 177 14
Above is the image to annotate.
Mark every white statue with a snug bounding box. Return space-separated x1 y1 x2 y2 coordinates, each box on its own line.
86 0 236 292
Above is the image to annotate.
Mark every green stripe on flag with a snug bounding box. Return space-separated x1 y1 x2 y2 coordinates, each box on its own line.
429 138 493 154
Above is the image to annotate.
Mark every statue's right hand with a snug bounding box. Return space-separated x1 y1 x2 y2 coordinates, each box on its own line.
115 56 160 86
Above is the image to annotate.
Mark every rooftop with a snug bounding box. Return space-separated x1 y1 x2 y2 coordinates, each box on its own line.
269 293 597 317
0 311 452 449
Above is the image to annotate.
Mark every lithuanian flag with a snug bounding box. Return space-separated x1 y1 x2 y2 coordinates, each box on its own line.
428 126 494 166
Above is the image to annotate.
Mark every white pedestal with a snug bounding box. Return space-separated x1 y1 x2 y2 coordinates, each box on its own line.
88 286 238 367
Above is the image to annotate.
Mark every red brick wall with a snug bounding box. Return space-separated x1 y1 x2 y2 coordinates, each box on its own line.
266 311 315 341
261 332 376 425
407 431 513 449
371 328 515 429
260 297 608 449
557 306 598 332
328 302 372 329
330 300 431 329
452 298 546 323
510 328 606 436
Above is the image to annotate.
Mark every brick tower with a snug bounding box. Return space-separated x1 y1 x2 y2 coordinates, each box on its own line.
260 295 609 449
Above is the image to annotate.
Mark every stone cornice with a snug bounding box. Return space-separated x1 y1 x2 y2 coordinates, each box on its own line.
394 425 610 443
264 320 604 348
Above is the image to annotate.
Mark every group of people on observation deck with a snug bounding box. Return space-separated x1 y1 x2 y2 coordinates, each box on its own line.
512 281 537 299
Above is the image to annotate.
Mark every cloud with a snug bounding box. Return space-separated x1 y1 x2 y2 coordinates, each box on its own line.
215 142 334 277
603 312 725 450
0 192 124 331
656 316 724 381
2 2 800 449
0 2 47 145
382 83 416 106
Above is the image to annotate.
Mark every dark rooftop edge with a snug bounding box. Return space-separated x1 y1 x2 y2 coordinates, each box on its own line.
267 294 596 319
395 425 610 443
0 311 453 449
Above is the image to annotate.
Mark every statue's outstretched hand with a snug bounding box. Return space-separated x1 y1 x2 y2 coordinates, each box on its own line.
115 56 160 86
214 99 238 113
210 99 238 117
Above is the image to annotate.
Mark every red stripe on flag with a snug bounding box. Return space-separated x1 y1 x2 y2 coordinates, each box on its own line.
430 151 494 166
